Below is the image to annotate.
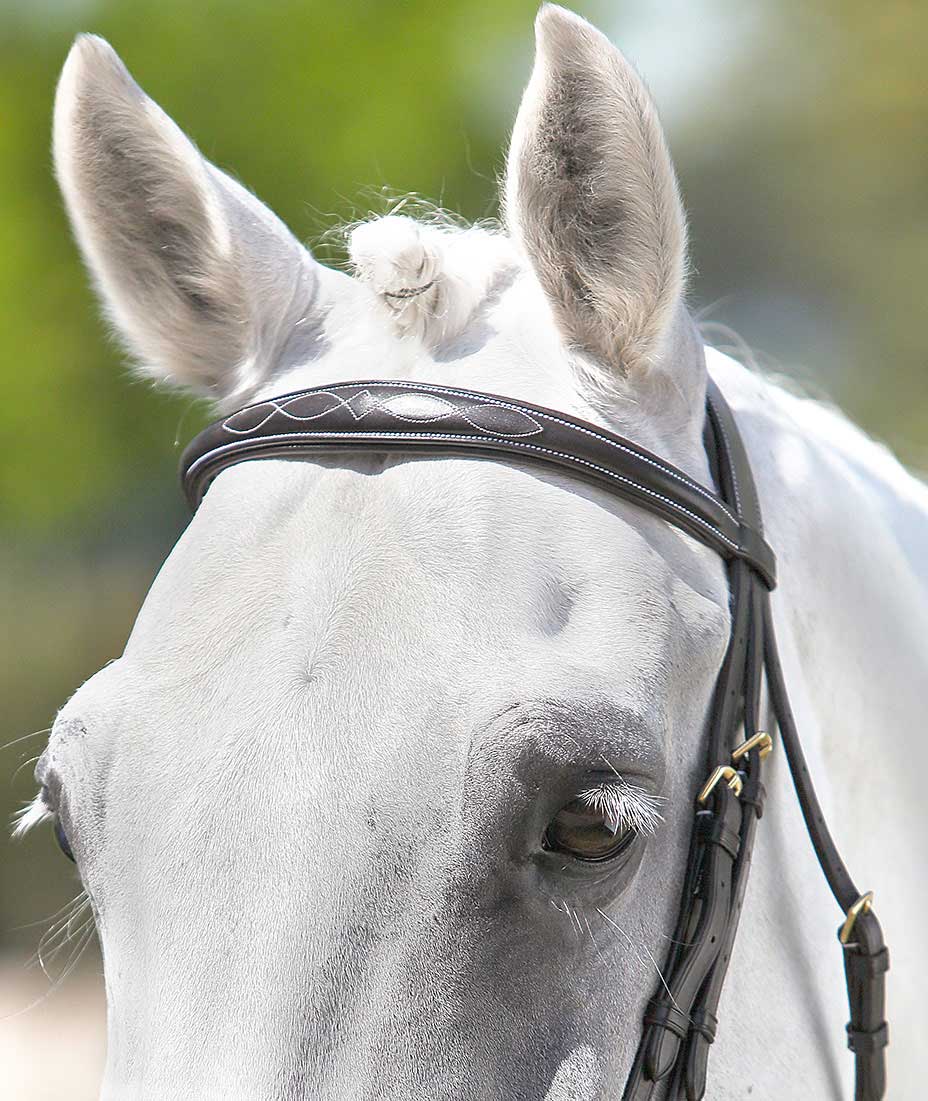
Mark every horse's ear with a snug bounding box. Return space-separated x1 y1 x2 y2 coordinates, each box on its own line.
504 6 688 378
54 35 321 402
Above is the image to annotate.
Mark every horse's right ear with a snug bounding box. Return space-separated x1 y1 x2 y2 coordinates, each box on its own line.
504 7 688 381
54 35 322 403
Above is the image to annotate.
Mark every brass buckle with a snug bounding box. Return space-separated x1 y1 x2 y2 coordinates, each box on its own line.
697 765 743 805
697 732 772 805
838 891 874 945
731 731 773 761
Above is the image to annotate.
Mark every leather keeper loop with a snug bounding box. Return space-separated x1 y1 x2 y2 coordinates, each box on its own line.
843 945 890 979
643 998 690 1042
736 522 777 590
689 1007 718 1045
696 811 741 861
847 1023 889 1055
739 778 766 820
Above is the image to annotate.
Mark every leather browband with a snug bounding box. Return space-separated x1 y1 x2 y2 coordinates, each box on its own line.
179 377 887 1100
180 380 777 589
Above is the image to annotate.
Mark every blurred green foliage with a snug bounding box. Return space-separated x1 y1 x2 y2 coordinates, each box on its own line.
1 0 925 982
674 0 928 458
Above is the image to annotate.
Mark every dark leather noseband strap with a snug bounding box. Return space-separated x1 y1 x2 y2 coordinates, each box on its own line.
180 377 887 1099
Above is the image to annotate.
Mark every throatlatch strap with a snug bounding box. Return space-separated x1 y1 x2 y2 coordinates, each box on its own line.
180 376 888 1099
762 603 889 1099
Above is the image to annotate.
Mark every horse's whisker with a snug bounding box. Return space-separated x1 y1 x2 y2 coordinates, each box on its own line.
10 754 43 784
0 728 51 753
595 907 683 1015
30 893 94 979
8 890 88 933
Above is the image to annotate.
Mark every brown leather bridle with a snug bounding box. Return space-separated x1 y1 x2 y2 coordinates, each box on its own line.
180 378 889 1099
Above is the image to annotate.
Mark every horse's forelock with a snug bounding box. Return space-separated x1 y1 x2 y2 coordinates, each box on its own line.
344 209 518 350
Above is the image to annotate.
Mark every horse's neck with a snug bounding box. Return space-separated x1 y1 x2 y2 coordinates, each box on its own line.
706 347 927 1095
711 345 928 782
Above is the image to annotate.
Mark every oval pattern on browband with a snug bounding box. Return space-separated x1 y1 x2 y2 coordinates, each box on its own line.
182 379 777 589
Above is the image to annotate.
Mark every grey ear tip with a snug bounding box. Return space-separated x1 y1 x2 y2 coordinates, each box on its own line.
534 4 610 57
535 3 575 34
74 31 108 47
69 32 116 63
532 4 585 33
59 32 148 114
65 32 135 85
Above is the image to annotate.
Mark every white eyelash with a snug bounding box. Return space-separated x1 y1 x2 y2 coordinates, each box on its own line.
11 794 53 839
576 780 664 837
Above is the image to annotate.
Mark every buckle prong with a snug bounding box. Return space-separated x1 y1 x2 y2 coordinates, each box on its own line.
731 731 773 761
838 891 874 945
697 765 743 805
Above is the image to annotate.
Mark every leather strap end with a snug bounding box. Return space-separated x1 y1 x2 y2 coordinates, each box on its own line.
682 1008 719 1101
642 999 690 1081
840 911 889 1101
739 776 767 820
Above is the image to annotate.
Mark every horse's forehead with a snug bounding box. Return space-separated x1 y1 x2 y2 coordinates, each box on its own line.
129 454 723 663
102 454 727 789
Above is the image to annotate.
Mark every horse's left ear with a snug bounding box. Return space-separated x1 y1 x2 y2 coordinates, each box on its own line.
53 35 323 403
504 6 688 379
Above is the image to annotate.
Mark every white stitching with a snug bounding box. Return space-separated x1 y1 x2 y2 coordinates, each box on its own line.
286 380 735 523
223 390 544 439
237 383 730 524
711 410 742 517
187 430 740 554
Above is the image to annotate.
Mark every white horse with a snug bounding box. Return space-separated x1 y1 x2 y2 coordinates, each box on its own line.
18 5 926 1098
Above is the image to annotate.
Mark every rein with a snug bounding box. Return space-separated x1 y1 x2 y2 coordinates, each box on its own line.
180 377 889 1099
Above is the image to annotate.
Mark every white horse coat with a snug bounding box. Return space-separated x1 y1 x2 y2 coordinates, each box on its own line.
21 6 926 1098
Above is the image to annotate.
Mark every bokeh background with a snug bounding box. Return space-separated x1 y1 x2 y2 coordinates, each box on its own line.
2 1 925 1096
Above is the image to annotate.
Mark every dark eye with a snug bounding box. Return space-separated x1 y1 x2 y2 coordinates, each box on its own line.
54 817 76 863
543 797 636 863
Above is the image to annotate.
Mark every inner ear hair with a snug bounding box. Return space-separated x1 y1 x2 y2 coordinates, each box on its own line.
504 6 687 377
54 34 319 402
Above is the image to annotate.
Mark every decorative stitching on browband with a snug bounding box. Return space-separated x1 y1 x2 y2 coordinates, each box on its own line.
221 390 545 440
186 429 742 555
224 380 736 526
350 381 732 518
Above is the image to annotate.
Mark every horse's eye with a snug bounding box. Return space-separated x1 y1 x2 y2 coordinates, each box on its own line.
54 817 76 863
543 798 636 862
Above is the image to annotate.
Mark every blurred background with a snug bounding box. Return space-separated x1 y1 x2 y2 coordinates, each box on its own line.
1 1 925 1095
